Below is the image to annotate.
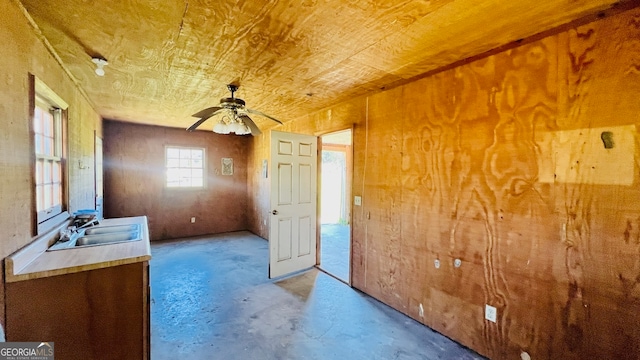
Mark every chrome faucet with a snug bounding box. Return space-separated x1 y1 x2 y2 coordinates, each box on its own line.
59 218 99 242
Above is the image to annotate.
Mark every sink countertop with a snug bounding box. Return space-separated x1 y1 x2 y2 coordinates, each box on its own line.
5 216 151 283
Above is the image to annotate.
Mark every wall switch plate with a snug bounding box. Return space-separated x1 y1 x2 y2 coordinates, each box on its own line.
485 304 497 323
190 217 196 223
354 196 362 206
419 303 424 317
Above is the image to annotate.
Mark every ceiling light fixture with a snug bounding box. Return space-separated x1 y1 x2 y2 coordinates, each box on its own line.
91 57 108 76
213 112 251 135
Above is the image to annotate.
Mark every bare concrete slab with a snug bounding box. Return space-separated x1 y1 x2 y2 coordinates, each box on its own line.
150 231 485 360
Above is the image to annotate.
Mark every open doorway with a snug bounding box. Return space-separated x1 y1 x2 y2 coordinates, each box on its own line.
319 129 352 283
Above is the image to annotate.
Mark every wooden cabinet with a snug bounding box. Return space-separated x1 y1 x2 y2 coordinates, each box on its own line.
5 261 150 360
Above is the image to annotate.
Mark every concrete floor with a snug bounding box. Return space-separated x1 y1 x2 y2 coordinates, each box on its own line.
150 231 485 360
319 224 350 282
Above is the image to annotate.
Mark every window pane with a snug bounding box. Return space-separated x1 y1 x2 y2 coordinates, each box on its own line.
35 160 43 184
167 148 180 159
48 135 55 156
192 149 203 159
166 158 179 168
192 178 203 187
35 134 42 154
44 184 52 209
179 177 191 187
52 162 61 182
43 137 52 156
179 158 190 167
53 183 61 206
36 184 43 211
34 108 42 133
192 159 203 168
43 112 53 136
180 168 192 179
167 168 180 182
192 169 203 178
43 161 51 183
179 149 191 159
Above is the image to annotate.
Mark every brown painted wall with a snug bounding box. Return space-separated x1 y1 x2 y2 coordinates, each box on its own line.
248 8 640 359
0 0 102 329
103 121 250 241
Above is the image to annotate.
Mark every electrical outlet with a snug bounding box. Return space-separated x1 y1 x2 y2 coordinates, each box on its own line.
354 196 362 206
190 217 196 223
485 304 497 323
434 259 440 269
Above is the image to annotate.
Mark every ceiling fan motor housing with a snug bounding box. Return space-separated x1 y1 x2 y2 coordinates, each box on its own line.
220 97 246 109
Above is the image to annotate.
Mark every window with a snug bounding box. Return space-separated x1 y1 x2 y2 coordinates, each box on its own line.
165 146 205 188
34 101 62 213
32 76 68 233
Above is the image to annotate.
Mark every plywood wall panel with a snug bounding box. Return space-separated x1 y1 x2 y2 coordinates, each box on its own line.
247 132 271 239
103 121 249 241
248 6 640 359
0 0 102 329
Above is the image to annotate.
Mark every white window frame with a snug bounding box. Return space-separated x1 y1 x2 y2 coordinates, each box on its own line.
165 146 206 189
33 76 69 235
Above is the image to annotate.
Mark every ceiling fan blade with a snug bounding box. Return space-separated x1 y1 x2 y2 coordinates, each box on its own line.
246 108 283 125
187 107 223 132
187 117 211 132
191 106 222 119
239 114 262 136
187 113 220 132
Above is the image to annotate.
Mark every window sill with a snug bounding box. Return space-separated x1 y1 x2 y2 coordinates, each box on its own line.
37 211 70 236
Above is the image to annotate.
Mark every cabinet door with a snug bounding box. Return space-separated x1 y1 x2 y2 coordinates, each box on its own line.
6 263 146 359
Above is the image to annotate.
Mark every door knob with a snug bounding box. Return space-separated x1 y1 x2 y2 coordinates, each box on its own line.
272 210 278 215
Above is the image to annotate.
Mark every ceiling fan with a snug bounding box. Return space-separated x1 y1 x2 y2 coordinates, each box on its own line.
187 84 282 136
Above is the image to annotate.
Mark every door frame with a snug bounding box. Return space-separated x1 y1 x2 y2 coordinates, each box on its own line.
315 126 354 285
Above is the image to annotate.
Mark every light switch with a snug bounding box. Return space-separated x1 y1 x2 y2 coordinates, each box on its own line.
354 196 362 206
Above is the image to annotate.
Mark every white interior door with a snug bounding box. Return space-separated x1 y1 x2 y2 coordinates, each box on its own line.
269 130 318 278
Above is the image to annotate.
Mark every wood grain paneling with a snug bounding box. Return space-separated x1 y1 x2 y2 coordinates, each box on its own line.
6 262 148 359
0 0 102 329
18 0 629 132
248 7 640 359
103 120 250 240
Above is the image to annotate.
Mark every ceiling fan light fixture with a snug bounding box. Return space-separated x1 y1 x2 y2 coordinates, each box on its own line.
213 120 229 134
188 84 282 135
236 122 251 135
228 121 241 134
